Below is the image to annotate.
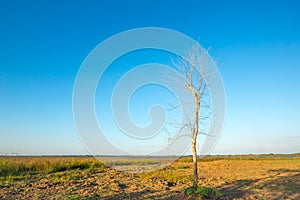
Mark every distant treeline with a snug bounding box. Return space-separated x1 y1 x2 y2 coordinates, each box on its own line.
1 153 299 159
176 153 300 162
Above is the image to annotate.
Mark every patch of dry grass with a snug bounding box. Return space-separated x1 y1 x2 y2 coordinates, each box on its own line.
0 157 105 180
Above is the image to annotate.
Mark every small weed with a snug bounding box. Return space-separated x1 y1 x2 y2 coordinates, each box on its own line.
53 171 84 181
6 175 26 182
253 185 262 190
184 186 222 198
64 193 83 200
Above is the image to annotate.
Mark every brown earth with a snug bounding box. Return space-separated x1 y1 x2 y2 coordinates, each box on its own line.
0 157 299 199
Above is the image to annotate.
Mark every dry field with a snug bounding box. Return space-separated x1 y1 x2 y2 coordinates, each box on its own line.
0 155 299 199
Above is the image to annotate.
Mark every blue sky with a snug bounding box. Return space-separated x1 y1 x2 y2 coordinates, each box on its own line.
1 0 300 155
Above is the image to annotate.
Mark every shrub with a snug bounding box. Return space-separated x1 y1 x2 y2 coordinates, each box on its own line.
185 186 222 198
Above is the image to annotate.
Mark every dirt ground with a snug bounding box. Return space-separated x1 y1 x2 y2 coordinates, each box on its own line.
0 157 299 199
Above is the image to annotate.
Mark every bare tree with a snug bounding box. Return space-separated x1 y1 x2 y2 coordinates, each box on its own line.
171 45 213 187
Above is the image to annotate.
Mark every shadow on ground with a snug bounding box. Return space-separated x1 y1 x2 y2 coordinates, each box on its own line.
217 169 300 199
102 169 300 199
103 189 185 200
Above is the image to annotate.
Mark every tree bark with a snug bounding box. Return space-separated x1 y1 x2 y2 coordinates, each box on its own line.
192 135 198 187
192 96 200 187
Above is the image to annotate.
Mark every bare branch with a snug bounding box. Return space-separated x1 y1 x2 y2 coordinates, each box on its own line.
166 44 216 187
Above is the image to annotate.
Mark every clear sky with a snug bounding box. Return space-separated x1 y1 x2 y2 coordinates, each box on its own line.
1 0 300 155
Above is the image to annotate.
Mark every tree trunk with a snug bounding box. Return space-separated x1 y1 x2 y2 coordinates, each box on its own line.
192 135 198 187
192 98 200 187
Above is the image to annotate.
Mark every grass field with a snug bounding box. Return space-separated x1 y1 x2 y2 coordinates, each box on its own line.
0 155 299 199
